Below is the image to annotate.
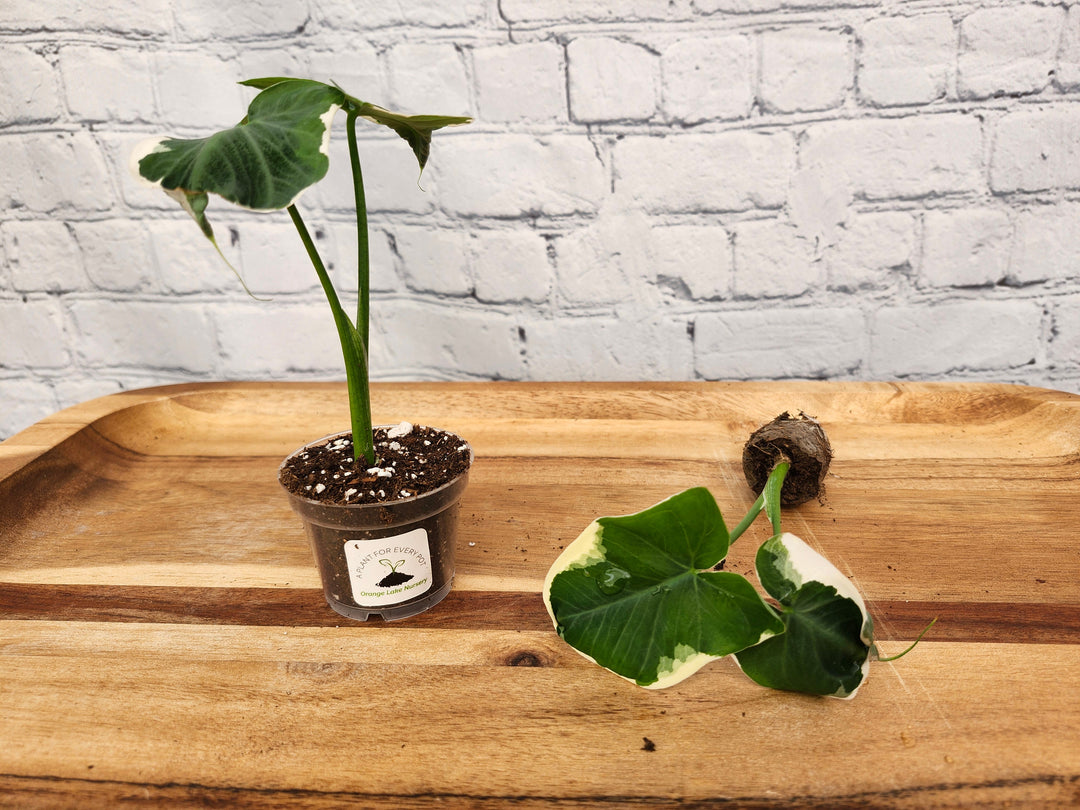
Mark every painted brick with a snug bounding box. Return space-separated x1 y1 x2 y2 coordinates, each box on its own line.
236 220 323 295
760 28 851 113
958 6 1063 99
1057 6 1080 90
386 43 470 116
70 300 216 372
1009 203 1080 285
470 229 553 304
733 220 821 298
1050 295 1080 365
0 132 115 213
60 45 154 123
500 0 670 23
3 220 85 292
800 115 984 200
695 307 866 379
990 107 1080 193
73 219 154 292
1 0 171 34
394 227 472 296
921 208 1012 289
435 134 607 217
315 134 436 215
323 223 400 294
857 14 954 106
568 38 658 123
786 163 853 249
646 223 732 300
315 0 484 28
694 0 782 12
51 378 126 415
661 35 754 123
216 302 343 376
0 378 59 442
474 42 566 123
523 314 693 380
614 131 794 213
0 45 61 123
174 0 311 39
870 300 1041 375
155 52 246 130
4 0 1080 417
306 47 385 105
0 299 69 368
370 300 524 380
553 212 652 306
148 219 235 296
823 212 916 291
238 50 308 87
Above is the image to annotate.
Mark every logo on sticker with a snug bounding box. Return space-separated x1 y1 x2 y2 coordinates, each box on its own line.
344 528 433 607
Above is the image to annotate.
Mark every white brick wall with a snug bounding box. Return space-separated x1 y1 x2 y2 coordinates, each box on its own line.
3 0 1080 440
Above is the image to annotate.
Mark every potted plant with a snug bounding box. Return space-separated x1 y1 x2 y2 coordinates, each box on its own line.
132 77 472 621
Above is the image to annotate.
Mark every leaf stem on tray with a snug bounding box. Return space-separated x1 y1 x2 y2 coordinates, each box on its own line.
729 461 790 545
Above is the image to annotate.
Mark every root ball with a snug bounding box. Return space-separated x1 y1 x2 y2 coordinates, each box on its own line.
742 411 832 506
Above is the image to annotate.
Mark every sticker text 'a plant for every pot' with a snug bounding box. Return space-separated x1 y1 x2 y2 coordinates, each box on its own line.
132 78 473 622
132 77 470 470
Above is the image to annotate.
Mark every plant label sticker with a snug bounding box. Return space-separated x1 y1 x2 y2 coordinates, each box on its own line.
344 528 433 607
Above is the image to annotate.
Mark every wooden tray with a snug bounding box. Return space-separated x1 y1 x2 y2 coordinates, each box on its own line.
1 381 1078 808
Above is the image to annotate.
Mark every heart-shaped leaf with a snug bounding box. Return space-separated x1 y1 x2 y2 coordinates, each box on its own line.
734 533 872 698
134 79 345 217
543 488 784 688
132 77 472 238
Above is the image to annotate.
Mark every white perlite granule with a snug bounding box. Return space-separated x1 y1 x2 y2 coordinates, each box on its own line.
387 421 413 438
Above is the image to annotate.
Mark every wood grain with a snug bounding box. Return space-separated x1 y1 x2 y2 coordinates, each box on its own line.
2 381 1079 808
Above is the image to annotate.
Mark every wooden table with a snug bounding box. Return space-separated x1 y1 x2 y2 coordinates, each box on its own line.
1 381 1078 808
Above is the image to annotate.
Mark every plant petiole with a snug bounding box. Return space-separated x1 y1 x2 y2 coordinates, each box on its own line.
728 461 790 545
287 204 376 468
874 617 938 662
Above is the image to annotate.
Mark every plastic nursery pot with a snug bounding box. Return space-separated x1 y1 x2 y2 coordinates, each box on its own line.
279 429 472 622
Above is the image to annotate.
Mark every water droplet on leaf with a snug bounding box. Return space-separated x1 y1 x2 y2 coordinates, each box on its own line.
596 564 631 595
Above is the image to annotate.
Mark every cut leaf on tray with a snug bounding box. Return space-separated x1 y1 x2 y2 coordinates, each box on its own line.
543 487 784 689
733 532 872 699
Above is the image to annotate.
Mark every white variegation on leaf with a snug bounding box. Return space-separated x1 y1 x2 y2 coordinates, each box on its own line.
734 532 873 699
543 461 926 697
543 487 785 689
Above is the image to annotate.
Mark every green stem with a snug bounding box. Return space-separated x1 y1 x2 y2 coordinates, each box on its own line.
728 462 791 545
728 491 765 546
287 204 376 467
875 617 938 662
345 108 370 349
763 460 790 536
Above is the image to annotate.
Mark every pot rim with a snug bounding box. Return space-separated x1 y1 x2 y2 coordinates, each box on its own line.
278 425 473 510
